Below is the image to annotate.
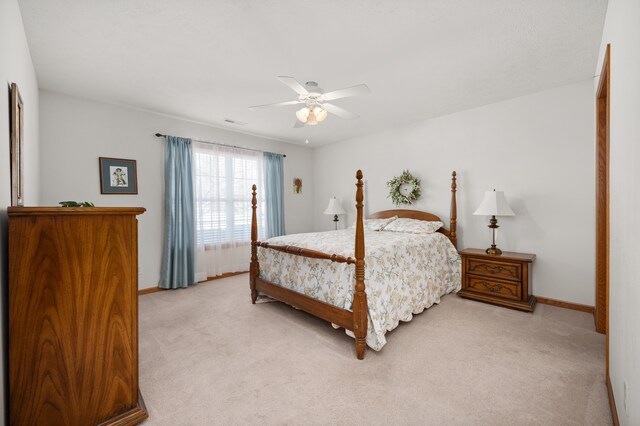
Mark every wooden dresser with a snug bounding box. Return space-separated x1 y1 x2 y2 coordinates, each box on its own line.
457 248 536 312
8 207 148 426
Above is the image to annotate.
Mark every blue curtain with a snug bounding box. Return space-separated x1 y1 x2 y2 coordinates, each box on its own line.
264 152 285 238
159 136 195 289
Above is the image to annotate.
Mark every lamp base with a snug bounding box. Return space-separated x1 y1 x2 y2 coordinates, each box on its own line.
486 217 502 255
485 246 503 255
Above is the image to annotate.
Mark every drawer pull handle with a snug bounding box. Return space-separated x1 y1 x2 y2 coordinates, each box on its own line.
483 281 503 292
476 281 516 296
478 264 506 274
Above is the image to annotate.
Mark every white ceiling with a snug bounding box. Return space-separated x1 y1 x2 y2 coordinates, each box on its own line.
19 0 608 146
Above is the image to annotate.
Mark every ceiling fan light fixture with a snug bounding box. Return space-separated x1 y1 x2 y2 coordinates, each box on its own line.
253 77 369 126
296 107 310 123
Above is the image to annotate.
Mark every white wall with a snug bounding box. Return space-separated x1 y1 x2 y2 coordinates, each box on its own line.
596 0 640 424
39 91 314 289
313 80 595 306
0 0 40 423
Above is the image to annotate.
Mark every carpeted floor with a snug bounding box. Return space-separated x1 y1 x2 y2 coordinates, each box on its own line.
138 273 611 425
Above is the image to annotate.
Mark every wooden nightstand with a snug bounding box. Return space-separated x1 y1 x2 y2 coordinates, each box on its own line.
458 248 536 312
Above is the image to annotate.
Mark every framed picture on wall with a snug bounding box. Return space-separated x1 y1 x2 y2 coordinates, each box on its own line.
10 83 24 206
99 157 138 194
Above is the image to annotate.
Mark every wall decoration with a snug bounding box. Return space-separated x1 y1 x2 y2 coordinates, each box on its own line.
99 157 138 194
293 177 302 194
387 170 421 206
10 83 24 206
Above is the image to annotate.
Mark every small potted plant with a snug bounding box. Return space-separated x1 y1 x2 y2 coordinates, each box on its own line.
59 201 96 207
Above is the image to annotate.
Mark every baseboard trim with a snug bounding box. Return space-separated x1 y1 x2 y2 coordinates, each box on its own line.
138 271 248 295
607 374 620 426
138 287 164 295
205 271 248 281
535 296 595 313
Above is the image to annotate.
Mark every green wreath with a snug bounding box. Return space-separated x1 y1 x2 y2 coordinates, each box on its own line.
387 170 421 206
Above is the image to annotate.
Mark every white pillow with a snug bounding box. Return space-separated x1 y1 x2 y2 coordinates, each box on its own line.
383 218 443 234
351 216 398 231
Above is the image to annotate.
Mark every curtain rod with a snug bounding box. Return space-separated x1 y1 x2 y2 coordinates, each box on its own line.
154 133 286 157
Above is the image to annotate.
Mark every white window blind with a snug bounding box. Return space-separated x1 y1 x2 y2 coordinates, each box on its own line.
193 142 266 247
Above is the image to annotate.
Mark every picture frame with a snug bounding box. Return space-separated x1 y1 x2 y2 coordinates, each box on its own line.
99 157 138 194
10 83 24 206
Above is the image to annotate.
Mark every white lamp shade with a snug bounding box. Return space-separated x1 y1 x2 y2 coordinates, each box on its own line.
306 109 318 125
473 190 515 216
314 107 328 122
296 107 309 123
324 197 346 215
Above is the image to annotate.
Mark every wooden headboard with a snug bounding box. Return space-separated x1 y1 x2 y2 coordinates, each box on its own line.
369 209 441 222
368 171 457 247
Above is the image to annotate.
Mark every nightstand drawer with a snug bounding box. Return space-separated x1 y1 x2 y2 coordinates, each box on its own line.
467 259 521 282
459 249 536 312
465 275 521 300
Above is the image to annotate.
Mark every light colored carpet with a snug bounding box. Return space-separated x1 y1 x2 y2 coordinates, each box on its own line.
138 273 611 426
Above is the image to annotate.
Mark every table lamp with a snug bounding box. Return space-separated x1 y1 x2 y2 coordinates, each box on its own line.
324 197 346 230
473 189 515 255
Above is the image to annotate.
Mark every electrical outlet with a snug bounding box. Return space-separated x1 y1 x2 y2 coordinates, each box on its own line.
624 380 629 415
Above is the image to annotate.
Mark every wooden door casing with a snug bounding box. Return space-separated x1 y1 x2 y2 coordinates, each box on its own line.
595 44 610 340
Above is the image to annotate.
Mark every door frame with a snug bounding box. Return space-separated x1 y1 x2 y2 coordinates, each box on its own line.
595 45 610 353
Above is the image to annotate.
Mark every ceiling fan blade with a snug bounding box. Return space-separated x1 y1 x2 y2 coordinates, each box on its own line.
277 76 309 95
249 100 302 109
322 103 359 120
293 120 305 128
320 84 370 102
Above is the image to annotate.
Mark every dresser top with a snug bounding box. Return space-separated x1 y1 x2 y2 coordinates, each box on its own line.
459 248 536 262
8 207 146 216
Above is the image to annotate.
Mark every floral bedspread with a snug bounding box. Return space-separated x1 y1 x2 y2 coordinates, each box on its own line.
257 229 461 351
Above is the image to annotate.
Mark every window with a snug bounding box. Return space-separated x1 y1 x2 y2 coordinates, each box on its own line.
193 142 266 246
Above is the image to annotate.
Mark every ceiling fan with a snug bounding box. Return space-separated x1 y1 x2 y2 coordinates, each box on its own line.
249 76 371 127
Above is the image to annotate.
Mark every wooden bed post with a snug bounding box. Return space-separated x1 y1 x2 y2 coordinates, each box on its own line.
450 171 457 248
353 170 368 360
250 184 258 304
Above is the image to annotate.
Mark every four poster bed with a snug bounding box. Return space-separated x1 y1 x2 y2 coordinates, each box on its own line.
250 170 460 359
